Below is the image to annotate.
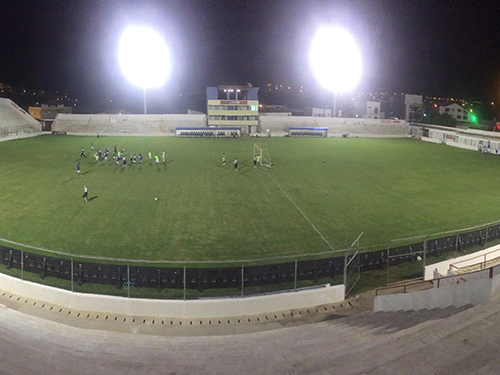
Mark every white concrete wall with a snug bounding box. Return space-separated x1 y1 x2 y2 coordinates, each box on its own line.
445 140 479 151
410 124 500 154
260 116 409 137
53 113 207 136
424 244 500 280
374 269 493 312
0 272 345 319
0 98 41 140
51 113 409 138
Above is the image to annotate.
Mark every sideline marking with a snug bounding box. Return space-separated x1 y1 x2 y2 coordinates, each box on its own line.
262 168 337 251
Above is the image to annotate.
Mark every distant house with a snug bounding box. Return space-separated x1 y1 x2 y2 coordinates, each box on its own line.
304 107 332 117
353 100 383 119
29 104 72 132
29 104 72 120
438 102 474 123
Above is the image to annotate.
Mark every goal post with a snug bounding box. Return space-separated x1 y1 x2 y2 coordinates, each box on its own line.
254 143 272 167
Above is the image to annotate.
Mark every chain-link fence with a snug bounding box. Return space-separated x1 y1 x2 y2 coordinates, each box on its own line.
2 221 500 299
385 221 500 286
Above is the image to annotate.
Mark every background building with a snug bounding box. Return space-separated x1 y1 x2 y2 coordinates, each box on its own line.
438 102 475 124
207 85 259 134
304 107 332 117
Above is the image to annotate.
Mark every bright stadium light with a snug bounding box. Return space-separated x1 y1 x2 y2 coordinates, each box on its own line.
118 26 170 114
310 27 362 117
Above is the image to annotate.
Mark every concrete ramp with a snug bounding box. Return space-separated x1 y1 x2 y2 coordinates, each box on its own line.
0 98 41 140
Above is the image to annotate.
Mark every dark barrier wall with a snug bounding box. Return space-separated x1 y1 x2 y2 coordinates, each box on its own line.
1 224 499 291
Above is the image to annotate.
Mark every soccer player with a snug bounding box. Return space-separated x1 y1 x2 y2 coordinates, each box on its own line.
148 151 152 160
155 154 159 164
76 163 81 176
139 154 143 164
80 147 86 158
253 155 257 168
234 158 238 171
133 154 137 164
123 155 127 167
91 142 94 152
114 144 117 154
222 153 226 165
162 150 165 164
82 185 88 202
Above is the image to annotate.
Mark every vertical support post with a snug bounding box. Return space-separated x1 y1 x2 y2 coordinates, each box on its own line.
386 246 390 287
241 264 244 297
333 93 337 118
294 259 298 291
343 249 348 289
127 263 130 299
423 236 427 277
455 234 459 259
21 250 24 281
71 258 74 292
183 265 186 301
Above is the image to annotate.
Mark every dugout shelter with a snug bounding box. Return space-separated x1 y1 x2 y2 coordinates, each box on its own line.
289 127 328 137
176 127 241 138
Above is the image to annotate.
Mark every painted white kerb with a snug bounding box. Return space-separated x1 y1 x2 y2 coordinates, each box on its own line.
0 273 345 319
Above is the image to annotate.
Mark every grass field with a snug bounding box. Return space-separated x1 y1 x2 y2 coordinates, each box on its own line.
1 135 500 263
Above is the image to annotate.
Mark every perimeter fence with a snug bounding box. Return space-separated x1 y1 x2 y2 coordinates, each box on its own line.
1 221 500 299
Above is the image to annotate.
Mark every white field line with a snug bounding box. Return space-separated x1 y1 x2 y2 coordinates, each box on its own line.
0 236 349 264
262 167 338 252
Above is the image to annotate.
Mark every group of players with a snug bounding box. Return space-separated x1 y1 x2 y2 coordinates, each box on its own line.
77 143 167 202
221 153 261 172
78 143 166 173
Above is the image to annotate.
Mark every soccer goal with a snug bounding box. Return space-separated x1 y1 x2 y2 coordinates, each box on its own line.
254 143 272 167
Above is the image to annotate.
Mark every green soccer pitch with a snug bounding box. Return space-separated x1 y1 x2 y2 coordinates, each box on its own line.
1 135 500 263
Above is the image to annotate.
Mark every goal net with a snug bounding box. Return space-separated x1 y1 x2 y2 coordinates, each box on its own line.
253 143 272 167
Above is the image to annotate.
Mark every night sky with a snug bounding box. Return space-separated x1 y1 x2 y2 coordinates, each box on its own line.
1 0 499 112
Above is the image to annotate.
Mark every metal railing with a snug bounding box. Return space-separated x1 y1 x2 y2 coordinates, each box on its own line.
449 245 500 271
376 261 499 296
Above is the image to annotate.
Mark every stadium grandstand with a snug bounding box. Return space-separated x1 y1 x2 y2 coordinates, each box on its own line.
3 100 500 373
0 98 41 140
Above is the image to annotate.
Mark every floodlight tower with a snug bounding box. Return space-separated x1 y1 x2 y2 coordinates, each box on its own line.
118 26 170 114
309 27 362 117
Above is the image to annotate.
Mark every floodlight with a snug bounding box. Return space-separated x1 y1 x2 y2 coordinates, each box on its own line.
118 26 170 113
309 27 362 116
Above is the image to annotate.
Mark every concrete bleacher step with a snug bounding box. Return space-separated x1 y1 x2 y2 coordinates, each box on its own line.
313 304 475 356
289 304 481 374
0 296 500 374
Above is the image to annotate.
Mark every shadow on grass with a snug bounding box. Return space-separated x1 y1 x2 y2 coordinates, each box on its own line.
88 196 98 202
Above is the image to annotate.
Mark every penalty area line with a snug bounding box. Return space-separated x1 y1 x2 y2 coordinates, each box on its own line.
262 168 337 252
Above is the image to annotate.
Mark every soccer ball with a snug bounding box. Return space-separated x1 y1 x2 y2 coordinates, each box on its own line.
155 197 157 200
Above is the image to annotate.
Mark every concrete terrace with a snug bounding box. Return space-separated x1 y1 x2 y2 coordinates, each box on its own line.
1 286 500 374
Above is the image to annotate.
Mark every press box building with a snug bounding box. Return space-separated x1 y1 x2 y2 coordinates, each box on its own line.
206 85 259 134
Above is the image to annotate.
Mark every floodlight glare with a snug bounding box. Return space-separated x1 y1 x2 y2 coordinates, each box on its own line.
118 26 170 89
309 27 362 93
